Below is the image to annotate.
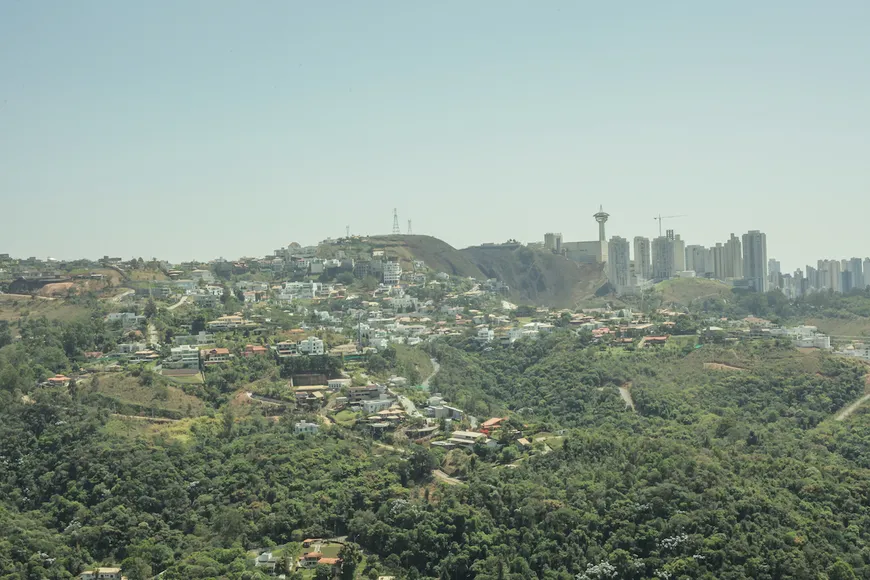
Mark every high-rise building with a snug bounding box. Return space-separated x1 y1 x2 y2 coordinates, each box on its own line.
686 245 708 276
768 259 781 275
633 237 652 282
672 233 686 272
742 230 768 293
712 244 726 280
724 234 743 279
848 257 863 290
607 236 632 294
652 236 675 281
806 265 818 290
841 271 854 294
818 259 842 292
864 258 870 289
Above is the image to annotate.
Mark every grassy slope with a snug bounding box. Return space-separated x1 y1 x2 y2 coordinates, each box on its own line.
87 372 206 417
366 235 485 279
805 317 870 338
0 294 91 323
461 244 607 308
656 277 733 307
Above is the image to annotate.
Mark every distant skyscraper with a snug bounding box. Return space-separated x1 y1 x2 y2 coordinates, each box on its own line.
768 258 781 275
686 245 708 276
607 236 632 293
724 234 744 279
652 236 675 281
848 257 863 290
712 244 726 280
841 270 854 293
672 234 686 272
633 236 652 281
742 230 768 292
864 258 870 289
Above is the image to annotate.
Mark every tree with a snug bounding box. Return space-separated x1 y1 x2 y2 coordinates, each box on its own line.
314 564 333 580
144 299 158 319
337 272 355 286
0 321 11 349
191 316 207 334
122 556 153 580
828 561 858 580
338 543 363 580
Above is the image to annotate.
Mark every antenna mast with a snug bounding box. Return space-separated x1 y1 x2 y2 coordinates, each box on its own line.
407 220 413 235
392 208 400 235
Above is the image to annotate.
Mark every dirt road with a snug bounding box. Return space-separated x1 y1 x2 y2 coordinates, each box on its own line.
618 383 635 411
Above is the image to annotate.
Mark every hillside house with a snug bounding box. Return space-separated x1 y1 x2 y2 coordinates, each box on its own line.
164 345 200 369
298 336 324 355
206 315 246 331
348 385 381 402
201 348 231 365
275 341 298 357
243 344 269 357
294 421 320 434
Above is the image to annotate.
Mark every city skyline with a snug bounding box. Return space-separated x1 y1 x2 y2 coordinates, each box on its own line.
3 2 870 265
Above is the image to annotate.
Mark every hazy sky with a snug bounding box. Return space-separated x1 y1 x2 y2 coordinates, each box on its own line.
2 1 869 270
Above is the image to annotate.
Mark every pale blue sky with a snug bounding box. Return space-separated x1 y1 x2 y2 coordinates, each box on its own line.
2 1 869 270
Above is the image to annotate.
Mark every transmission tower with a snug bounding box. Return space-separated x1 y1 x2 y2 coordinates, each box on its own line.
407 220 413 235
346 225 350 238
392 208 400 235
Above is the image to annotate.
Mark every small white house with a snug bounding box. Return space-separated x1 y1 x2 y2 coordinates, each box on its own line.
294 421 320 435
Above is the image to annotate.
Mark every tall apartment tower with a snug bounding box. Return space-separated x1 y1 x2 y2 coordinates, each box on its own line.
724 234 744 279
670 232 686 272
607 236 632 294
633 236 652 282
652 236 675 281
848 257 864 290
742 230 768 293
686 245 708 276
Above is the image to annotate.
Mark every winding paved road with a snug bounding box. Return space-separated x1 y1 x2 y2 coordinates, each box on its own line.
167 295 188 311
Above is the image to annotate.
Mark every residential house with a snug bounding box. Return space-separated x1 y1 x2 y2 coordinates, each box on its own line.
477 327 495 343
363 398 394 414
105 312 146 328
275 341 298 357
207 315 247 331
447 430 488 449
298 553 324 569
348 385 381 402
164 345 201 369
129 350 160 363
190 269 215 283
201 348 231 365
46 374 71 387
644 336 669 348
190 292 220 308
328 378 352 391
254 552 278 574
294 421 320 434
173 331 215 346
298 336 324 355
116 342 147 354
243 344 269 357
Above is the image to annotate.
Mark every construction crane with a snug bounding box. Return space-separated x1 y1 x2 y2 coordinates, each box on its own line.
653 214 687 237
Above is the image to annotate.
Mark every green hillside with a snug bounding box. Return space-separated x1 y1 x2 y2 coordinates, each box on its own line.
462 244 608 308
656 277 733 307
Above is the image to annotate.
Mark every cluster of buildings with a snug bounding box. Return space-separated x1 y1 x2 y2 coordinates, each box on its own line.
541 208 870 299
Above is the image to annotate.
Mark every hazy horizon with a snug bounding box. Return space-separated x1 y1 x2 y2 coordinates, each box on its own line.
3 1 869 271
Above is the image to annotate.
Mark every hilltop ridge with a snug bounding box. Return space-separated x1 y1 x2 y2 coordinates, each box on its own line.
319 234 608 307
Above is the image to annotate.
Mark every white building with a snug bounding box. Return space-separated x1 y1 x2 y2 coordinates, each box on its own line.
477 327 495 343
298 336 324 355
362 398 394 414
383 260 402 284
633 236 652 282
672 233 686 273
294 421 320 434
106 312 146 327
164 345 201 369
